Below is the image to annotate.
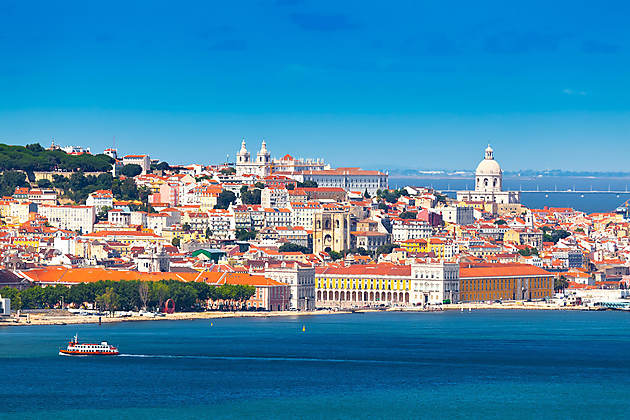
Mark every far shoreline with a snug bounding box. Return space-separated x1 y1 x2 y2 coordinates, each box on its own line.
0 303 607 327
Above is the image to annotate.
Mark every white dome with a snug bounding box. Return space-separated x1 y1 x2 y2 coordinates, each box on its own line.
476 158 501 176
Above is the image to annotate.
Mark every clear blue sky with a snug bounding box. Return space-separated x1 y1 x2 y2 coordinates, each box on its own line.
1 0 629 171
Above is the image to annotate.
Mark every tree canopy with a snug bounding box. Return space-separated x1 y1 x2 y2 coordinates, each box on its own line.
1 280 256 312
214 190 237 209
278 243 312 254
0 143 113 172
121 164 143 177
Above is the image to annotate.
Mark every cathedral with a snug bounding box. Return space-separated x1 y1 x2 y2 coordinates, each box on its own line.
456 145 520 204
235 139 271 177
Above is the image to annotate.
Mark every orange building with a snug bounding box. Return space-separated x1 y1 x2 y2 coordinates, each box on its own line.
459 263 554 302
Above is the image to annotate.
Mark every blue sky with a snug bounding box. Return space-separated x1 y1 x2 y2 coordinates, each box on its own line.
1 0 629 171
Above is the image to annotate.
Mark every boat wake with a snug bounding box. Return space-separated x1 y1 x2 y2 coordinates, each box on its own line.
118 354 420 365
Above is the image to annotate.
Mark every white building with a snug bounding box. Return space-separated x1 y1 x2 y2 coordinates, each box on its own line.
61 145 91 155
86 190 114 212
261 187 289 209
456 145 520 204
26 189 57 205
122 154 151 174
136 246 170 272
38 205 96 233
410 261 460 305
9 202 37 224
207 209 235 240
440 206 475 225
271 154 329 174
300 167 388 196
264 208 292 228
108 209 131 226
236 139 271 178
289 202 322 230
391 218 434 241
254 262 316 310
104 148 118 159
131 211 148 227
0 294 10 316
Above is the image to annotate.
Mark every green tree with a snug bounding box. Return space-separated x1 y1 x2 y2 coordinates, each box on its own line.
152 282 170 310
0 170 29 196
220 167 236 175
36 179 53 189
172 237 181 247
236 229 257 241
0 287 22 310
214 190 237 209
297 180 318 188
554 276 569 292
399 211 417 219
121 164 143 177
278 243 311 253
376 243 398 255
96 287 120 315
518 247 539 257
328 250 344 261
155 161 170 171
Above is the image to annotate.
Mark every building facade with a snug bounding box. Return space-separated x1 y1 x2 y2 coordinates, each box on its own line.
300 168 388 196
313 210 352 254
457 146 520 204
38 205 95 233
459 263 554 301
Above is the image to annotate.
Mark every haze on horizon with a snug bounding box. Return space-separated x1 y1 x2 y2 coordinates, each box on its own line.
1 0 629 171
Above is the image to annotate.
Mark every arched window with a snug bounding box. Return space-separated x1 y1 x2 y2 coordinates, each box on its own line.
484 178 488 187
335 220 340 228
316 220 321 229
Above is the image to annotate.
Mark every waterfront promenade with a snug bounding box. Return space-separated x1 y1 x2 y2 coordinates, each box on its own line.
0 301 602 327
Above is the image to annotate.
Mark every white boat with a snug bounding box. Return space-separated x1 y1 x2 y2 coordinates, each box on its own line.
59 334 119 356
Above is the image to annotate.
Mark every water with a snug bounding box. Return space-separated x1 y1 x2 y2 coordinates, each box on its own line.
390 176 630 213
2 311 630 419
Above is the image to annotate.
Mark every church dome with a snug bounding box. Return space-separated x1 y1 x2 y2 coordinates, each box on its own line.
475 145 501 176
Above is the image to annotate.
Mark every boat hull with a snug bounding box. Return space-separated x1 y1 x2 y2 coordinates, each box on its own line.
59 350 119 356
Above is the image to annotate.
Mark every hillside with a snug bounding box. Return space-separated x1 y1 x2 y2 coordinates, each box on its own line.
0 143 113 173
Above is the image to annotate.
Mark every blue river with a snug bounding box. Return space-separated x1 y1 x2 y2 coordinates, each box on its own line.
2 311 630 419
389 176 630 213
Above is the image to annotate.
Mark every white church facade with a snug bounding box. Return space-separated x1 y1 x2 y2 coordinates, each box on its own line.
236 139 272 178
457 145 520 204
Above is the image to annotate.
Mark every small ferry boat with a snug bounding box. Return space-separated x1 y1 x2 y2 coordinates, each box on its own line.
59 334 119 356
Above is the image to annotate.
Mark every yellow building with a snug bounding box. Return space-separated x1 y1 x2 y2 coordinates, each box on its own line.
399 238 446 257
459 263 554 301
315 263 412 307
503 229 521 244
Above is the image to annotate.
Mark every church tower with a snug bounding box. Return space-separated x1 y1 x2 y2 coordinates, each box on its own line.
257 139 270 164
237 138 250 164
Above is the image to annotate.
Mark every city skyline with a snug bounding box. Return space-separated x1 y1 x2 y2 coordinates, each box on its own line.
1 1 630 170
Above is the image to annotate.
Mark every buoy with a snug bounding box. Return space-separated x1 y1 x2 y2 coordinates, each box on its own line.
210 322 213 327
302 325 306 332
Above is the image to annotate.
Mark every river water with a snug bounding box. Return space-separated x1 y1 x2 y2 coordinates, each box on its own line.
389 176 630 213
2 311 630 419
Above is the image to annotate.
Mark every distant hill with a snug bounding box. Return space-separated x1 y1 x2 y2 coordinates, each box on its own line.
0 143 113 173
